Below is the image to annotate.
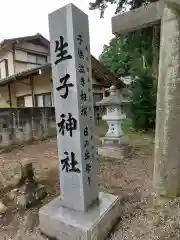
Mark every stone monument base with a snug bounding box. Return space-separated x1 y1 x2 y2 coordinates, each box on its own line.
98 137 131 159
39 192 121 240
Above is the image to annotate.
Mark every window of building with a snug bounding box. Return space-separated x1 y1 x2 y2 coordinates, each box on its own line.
28 54 36 63
27 53 47 65
5 59 9 77
37 55 47 65
35 93 52 107
44 93 52 107
17 96 25 107
35 95 43 107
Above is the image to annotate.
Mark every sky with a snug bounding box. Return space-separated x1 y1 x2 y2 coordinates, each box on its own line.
0 0 117 58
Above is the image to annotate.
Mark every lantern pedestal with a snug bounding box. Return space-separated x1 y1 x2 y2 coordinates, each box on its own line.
98 137 131 159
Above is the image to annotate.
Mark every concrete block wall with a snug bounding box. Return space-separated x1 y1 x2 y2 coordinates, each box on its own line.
0 106 126 148
0 107 56 148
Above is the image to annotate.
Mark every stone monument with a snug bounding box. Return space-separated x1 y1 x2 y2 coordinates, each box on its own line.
39 3 121 240
97 85 129 159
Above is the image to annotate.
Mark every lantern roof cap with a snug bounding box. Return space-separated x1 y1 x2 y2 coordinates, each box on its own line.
96 85 123 106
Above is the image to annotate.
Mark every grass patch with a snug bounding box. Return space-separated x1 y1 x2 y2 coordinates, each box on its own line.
95 118 154 148
122 118 134 134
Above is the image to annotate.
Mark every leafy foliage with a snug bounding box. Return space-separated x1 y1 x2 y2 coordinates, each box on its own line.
99 27 153 77
90 0 159 131
99 33 157 131
89 0 157 17
130 68 157 131
99 37 132 76
90 0 160 76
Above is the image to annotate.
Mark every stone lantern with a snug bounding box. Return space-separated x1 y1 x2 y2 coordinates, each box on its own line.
96 85 128 159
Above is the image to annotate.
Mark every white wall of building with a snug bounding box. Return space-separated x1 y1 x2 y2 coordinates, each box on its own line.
0 40 49 80
0 50 14 79
16 42 49 54
24 95 33 107
14 42 49 74
0 61 6 79
33 71 52 95
0 85 11 107
15 62 27 73
14 78 31 97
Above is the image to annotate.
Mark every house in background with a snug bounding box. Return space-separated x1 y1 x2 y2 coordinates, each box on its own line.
0 34 125 109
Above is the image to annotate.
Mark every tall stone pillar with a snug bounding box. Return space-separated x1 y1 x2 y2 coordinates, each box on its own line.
39 4 121 240
154 3 180 198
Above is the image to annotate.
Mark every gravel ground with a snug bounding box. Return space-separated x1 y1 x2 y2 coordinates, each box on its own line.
0 131 180 240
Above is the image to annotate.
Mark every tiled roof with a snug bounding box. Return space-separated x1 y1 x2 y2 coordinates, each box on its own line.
0 64 50 85
0 34 125 88
0 33 49 51
0 57 125 88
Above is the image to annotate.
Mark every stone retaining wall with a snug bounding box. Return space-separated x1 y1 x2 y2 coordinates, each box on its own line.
0 107 56 148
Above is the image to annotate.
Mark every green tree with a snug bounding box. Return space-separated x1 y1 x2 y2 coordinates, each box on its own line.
99 27 153 77
99 33 157 131
130 67 156 131
90 0 159 131
99 37 132 76
98 21 157 131
89 0 160 77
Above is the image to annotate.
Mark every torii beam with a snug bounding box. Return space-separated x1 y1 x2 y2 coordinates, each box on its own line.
164 0 180 10
112 0 180 201
112 0 180 36
112 1 164 35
